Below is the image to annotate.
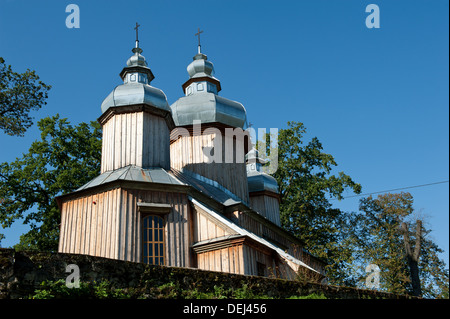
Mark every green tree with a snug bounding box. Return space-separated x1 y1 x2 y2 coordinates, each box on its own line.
0 114 102 251
264 121 362 286
350 192 449 298
0 57 51 136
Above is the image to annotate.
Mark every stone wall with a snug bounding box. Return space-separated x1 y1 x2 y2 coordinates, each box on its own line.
0 248 414 299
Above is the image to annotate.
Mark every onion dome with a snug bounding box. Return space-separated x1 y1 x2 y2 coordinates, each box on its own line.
246 149 279 194
187 53 215 80
101 44 170 114
170 39 247 129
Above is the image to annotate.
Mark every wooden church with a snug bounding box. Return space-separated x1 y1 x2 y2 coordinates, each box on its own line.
56 29 326 280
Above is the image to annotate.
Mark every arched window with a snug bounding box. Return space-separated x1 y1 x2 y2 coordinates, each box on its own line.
142 215 165 265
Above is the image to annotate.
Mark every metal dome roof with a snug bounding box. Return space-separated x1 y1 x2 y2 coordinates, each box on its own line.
247 172 279 194
170 50 247 128
187 53 215 78
246 148 279 194
101 83 170 114
101 45 169 114
170 92 246 128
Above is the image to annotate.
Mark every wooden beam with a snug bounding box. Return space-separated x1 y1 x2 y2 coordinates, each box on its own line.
137 202 172 214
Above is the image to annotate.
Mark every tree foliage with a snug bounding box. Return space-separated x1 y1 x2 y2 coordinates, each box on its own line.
265 122 448 297
0 114 102 251
348 193 449 298
0 57 51 136
266 121 362 285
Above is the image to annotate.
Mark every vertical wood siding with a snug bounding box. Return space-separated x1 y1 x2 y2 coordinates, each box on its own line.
115 189 190 266
196 242 280 278
58 188 121 260
192 203 244 274
241 244 274 276
58 188 190 267
196 245 243 275
58 189 324 277
170 133 249 203
249 195 280 226
101 112 170 173
191 203 280 277
192 204 237 242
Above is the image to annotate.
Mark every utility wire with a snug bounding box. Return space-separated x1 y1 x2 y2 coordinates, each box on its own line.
331 180 449 200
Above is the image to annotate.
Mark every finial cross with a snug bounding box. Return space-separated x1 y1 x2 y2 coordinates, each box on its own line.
195 28 203 46
134 22 141 42
195 28 203 53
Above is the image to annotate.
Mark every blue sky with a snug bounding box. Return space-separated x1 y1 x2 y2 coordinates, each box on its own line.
0 0 448 266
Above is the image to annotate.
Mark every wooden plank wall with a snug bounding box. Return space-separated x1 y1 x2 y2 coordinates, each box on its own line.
249 195 281 226
170 132 249 203
101 112 170 173
122 189 190 267
141 113 170 169
242 244 275 277
58 188 323 277
58 188 121 260
197 246 244 275
192 203 244 274
59 188 191 267
192 203 281 278
196 241 296 279
192 204 238 242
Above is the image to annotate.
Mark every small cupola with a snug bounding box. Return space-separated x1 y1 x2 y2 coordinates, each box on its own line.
119 46 155 84
170 29 247 129
246 149 279 194
101 26 170 115
182 51 221 95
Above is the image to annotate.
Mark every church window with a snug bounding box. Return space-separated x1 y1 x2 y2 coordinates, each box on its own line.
139 73 147 84
142 215 165 265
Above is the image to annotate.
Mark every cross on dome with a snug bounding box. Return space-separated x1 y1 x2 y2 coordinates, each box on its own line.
195 28 204 54
134 22 141 48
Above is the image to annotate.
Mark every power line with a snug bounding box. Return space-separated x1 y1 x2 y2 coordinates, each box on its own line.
331 180 449 200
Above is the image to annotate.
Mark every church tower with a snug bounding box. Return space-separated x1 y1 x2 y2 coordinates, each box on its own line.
170 30 250 203
99 27 173 172
57 27 191 265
